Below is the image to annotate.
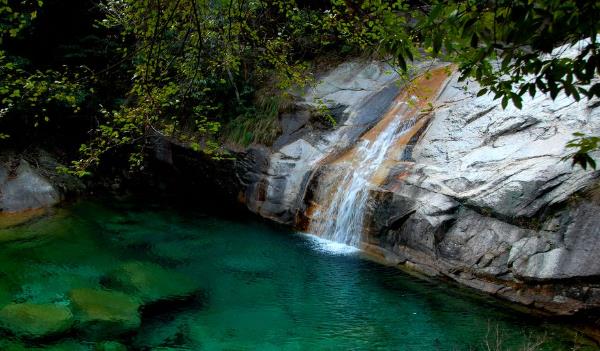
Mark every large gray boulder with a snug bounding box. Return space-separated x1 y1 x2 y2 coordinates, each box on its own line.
0 152 83 214
0 160 60 213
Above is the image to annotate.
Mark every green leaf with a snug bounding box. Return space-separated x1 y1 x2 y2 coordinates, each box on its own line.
470 33 478 48
432 32 442 55
397 54 407 71
511 94 523 109
528 84 536 98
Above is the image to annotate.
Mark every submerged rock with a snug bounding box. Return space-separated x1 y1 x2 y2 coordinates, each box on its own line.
69 288 141 336
103 261 199 304
94 341 128 351
0 208 48 230
0 303 73 338
221 255 276 276
0 340 79 351
131 313 193 349
41 341 90 351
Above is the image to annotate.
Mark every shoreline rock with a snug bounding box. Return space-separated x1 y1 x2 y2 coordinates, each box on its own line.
0 150 83 215
228 59 600 328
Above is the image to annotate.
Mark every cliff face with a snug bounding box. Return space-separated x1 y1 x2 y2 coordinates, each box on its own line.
239 59 600 317
360 73 600 316
240 60 403 223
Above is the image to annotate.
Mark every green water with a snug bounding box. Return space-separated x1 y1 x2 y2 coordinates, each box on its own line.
0 199 595 350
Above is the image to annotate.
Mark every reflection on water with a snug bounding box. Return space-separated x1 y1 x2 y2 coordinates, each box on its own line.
0 199 594 350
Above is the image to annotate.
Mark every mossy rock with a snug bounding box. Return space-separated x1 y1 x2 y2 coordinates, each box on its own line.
0 208 48 230
95 341 128 351
0 340 93 351
103 262 199 305
41 341 91 351
0 341 32 351
69 288 141 337
0 303 73 339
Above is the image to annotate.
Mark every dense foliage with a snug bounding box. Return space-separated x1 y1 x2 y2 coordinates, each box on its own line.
76 0 331 173
1 0 85 140
2 0 600 174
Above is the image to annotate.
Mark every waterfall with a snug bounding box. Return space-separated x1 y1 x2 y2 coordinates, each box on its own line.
308 100 418 247
307 67 452 248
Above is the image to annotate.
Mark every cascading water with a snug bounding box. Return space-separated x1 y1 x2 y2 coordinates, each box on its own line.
307 67 452 248
308 101 418 247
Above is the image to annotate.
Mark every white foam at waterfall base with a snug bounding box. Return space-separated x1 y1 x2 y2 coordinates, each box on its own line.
298 232 360 255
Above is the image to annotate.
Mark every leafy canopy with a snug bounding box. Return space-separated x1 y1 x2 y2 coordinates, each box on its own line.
2 0 600 173
1 0 85 141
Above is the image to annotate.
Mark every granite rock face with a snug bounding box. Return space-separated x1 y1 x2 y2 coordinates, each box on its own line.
242 60 404 223
361 73 600 315
234 58 600 316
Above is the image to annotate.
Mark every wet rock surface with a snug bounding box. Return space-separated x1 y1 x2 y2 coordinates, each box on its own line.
243 60 404 223
232 59 600 321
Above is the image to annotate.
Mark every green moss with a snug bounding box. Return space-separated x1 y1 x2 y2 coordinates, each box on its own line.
222 96 285 147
